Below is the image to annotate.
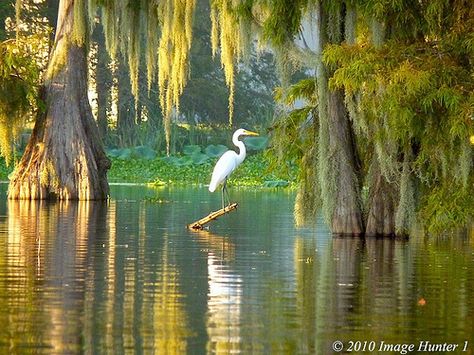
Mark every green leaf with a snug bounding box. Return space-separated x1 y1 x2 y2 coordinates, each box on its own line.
132 146 157 160
191 152 210 165
244 136 268 151
204 144 228 157
106 148 122 158
114 148 132 160
183 145 201 156
263 180 289 188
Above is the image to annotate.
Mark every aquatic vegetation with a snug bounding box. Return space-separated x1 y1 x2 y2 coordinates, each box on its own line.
107 152 293 188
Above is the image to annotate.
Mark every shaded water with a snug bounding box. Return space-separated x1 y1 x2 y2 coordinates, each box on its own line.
0 184 473 354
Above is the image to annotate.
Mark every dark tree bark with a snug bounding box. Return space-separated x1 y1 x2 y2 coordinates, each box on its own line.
8 0 110 200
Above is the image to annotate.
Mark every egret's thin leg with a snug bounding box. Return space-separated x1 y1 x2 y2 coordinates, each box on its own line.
221 184 225 210
223 179 230 207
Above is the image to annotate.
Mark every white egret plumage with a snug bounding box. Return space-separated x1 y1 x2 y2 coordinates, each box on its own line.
209 128 259 208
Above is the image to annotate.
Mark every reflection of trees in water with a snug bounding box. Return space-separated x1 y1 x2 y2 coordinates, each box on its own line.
0 200 192 353
1 200 107 353
294 234 474 353
316 237 409 352
2 196 474 353
294 236 317 353
85 201 190 353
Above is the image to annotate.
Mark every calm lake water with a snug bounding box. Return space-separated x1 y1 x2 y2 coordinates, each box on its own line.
0 183 473 354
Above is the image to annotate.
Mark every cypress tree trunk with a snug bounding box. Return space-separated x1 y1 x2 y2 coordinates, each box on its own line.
8 0 110 200
327 89 364 235
314 1 364 235
365 160 396 236
364 18 398 236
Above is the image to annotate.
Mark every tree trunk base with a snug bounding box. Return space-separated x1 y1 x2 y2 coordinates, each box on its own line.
365 164 397 237
328 89 364 235
8 42 110 200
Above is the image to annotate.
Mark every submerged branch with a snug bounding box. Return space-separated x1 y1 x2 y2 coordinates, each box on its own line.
188 203 238 230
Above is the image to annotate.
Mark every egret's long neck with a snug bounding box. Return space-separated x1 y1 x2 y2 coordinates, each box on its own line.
233 133 246 164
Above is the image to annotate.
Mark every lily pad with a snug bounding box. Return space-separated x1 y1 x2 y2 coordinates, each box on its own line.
115 148 132 160
106 148 122 158
132 146 157 160
191 152 210 165
204 144 228 158
183 145 202 156
244 136 268 151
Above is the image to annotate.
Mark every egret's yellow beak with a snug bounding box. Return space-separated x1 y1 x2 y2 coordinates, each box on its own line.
243 130 259 136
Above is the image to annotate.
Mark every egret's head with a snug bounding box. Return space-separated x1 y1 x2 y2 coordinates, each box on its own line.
234 128 259 138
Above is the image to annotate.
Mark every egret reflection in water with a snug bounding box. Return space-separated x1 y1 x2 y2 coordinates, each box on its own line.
0 186 474 354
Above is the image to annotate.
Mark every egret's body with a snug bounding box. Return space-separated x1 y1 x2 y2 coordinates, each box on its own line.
209 129 259 208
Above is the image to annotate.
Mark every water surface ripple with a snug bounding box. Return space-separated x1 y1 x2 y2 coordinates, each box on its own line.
0 185 473 353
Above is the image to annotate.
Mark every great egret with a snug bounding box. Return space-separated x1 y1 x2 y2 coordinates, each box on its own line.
209 128 259 209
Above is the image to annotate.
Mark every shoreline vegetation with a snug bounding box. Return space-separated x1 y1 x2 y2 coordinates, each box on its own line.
0 152 295 189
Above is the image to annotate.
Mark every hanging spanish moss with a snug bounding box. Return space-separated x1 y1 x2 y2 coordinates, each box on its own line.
314 1 335 225
87 0 98 29
459 140 472 188
0 109 25 165
73 0 87 45
158 0 196 155
100 2 119 57
271 78 319 227
15 0 22 39
210 4 219 59
325 1 342 44
210 0 251 126
125 2 141 99
294 145 319 227
146 1 159 92
395 157 417 235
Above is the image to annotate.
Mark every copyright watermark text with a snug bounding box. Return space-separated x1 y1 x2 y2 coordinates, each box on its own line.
331 340 469 353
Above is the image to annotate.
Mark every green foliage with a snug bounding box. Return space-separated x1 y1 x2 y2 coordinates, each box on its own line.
323 15 473 157
0 1 14 40
274 78 317 106
106 152 294 187
0 156 14 180
0 38 40 164
183 145 202 156
204 144 227 157
319 1 474 233
262 179 289 188
420 179 474 235
107 146 157 160
107 137 274 174
261 0 307 47
269 78 316 181
243 136 268 151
